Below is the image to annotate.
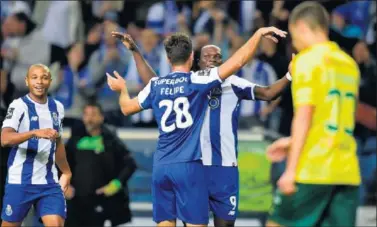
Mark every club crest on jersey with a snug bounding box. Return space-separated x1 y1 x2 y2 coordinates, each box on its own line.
5 107 14 119
5 204 12 216
52 112 59 126
208 97 220 109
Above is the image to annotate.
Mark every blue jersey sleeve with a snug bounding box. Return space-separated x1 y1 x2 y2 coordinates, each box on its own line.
230 76 256 100
137 78 157 110
190 67 222 93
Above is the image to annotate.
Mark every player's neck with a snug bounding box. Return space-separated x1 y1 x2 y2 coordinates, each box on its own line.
28 93 47 104
308 33 329 47
171 65 191 73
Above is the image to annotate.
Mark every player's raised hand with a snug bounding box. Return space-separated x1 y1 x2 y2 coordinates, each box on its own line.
33 128 59 140
258 26 287 43
111 31 138 52
266 137 290 162
107 71 127 93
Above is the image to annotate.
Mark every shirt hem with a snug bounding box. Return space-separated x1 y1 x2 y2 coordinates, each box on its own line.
153 159 202 166
202 164 238 167
6 182 60 186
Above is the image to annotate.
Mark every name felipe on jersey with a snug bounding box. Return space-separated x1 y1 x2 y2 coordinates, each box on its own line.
156 76 189 96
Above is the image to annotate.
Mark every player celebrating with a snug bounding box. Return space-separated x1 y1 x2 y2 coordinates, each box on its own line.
1 64 71 227
111 31 294 227
107 28 286 227
196 45 292 227
266 2 360 227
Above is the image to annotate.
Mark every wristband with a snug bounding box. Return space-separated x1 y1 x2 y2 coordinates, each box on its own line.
285 72 292 81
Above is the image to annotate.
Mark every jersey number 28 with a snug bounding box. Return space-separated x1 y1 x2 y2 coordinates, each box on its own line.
159 97 193 133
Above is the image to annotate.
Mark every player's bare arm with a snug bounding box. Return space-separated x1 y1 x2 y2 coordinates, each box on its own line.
218 27 287 80
55 137 72 194
254 54 294 101
254 78 290 101
112 31 158 85
1 127 59 147
107 71 142 116
279 105 314 195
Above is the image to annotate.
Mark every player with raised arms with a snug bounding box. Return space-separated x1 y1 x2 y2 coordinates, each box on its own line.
266 2 361 227
107 27 286 227
109 31 294 227
1 64 71 227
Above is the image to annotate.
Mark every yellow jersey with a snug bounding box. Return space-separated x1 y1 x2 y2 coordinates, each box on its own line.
291 41 361 185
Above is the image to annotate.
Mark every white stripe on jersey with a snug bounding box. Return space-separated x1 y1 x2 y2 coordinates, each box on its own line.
8 148 26 184
201 75 256 166
219 89 238 166
52 155 59 182
200 107 211 163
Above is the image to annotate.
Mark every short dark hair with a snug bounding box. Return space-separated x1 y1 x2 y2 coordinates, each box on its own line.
84 102 104 115
289 1 330 33
163 33 192 65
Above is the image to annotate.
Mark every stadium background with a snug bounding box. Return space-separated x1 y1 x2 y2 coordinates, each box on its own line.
1 0 375 226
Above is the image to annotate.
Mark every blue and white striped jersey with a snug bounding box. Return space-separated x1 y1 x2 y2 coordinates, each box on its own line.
2 95 64 185
200 75 256 166
138 67 221 165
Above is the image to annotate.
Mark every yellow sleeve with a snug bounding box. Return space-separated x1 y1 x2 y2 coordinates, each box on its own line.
292 56 319 107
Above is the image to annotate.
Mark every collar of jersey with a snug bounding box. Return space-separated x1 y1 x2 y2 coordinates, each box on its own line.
161 71 192 77
26 94 48 107
303 41 339 54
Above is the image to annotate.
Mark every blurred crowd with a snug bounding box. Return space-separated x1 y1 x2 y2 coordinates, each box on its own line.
0 0 376 205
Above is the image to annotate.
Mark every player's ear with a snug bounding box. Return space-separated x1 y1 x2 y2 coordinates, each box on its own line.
25 76 29 87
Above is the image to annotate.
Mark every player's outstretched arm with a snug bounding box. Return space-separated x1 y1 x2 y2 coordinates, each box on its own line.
112 31 158 85
254 54 294 101
254 76 290 101
1 128 59 147
107 71 142 116
218 27 287 81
